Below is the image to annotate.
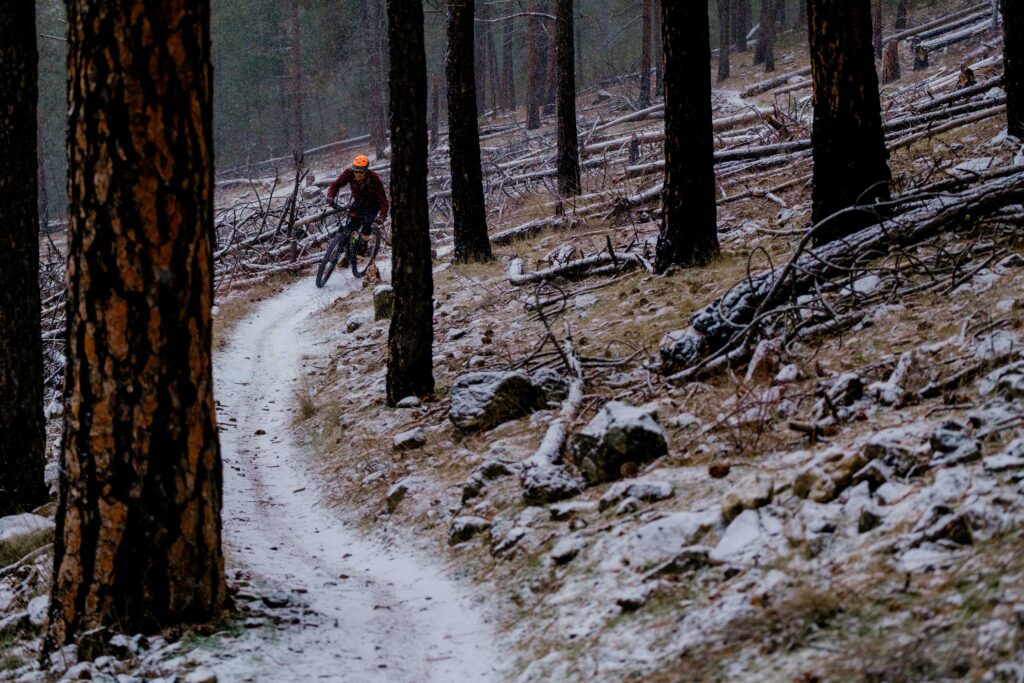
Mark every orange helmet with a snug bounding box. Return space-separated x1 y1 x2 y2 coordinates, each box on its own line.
352 155 370 171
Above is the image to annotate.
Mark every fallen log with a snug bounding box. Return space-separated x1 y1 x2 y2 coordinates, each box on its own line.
520 319 586 504
918 18 994 52
592 103 665 133
742 66 812 98
912 75 1004 112
884 3 989 45
508 251 642 286
661 169 1024 383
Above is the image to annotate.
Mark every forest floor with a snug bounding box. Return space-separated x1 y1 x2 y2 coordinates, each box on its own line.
3 2 1024 682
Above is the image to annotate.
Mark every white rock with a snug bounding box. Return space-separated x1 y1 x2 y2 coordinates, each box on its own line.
773 363 803 384
974 330 1020 361
392 427 427 451
599 510 718 573
721 474 774 521
875 481 914 506
345 310 371 333
599 479 674 511
666 412 700 429
928 466 972 506
395 396 422 408
549 535 586 565
184 668 218 683
709 508 785 565
26 596 48 628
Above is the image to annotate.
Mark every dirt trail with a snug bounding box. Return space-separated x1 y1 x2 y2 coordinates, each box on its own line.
212 271 502 682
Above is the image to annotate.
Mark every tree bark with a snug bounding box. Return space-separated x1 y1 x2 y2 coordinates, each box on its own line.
544 0 558 115
556 0 581 197
639 0 652 107
718 0 732 82
289 0 304 154
430 73 440 150
873 0 884 60
755 0 776 71
366 0 388 158
1005 0 1024 137
655 1 719 272
0 0 47 517
653 0 664 97
526 0 544 128
49 0 225 645
807 0 892 244
447 0 492 263
882 39 901 84
502 12 517 111
484 2 501 113
734 0 750 51
474 2 487 116
386 0 434 403
895 0 909 31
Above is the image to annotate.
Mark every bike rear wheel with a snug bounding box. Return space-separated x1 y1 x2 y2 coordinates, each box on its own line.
315 232 345 288
350 227 382 278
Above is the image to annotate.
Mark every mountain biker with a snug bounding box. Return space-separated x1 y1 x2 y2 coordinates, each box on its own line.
326 155 389 265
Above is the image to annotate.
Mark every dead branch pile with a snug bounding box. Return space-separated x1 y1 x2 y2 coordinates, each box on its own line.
660 167 1024 384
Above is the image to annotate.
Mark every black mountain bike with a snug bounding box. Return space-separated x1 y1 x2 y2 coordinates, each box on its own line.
315 206 382 287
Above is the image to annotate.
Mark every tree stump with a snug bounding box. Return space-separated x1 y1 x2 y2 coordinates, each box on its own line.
374 285 395 321
883 40 901 84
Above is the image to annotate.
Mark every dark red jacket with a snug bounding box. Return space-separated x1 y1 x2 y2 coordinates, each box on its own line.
326 168 389 220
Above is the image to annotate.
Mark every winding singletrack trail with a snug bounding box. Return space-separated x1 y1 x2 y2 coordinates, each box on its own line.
212 271 501 682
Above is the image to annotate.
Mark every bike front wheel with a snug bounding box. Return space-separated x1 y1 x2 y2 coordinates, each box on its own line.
315 232 345 288
350 227 382 278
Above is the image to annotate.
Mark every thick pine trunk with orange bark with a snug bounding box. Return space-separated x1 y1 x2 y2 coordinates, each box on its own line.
0 0 48 517
807 0 892 244
48 0 225 646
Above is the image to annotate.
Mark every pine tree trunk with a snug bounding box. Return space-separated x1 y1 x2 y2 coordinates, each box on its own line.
545 1 558 115
807 0 892 245
37 114 49 230
430 73 440 150
655 1 719 272
894 0 908 31
484 3 501 113
502 13 516 110
873 0 884 60
718 0 732 82
734 0 750 51
386 0 434 404
289 0 304 154
755 0 776 71
653 0 664 97
639 0 652 107
556 0 581 197
797 0 807 30
1007 0 1024 137
526 0 543 128
448 0 492 263
49 0 225 645
882 39 901 84
366 0 388 158
0 0 47 517
475 5 487 116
